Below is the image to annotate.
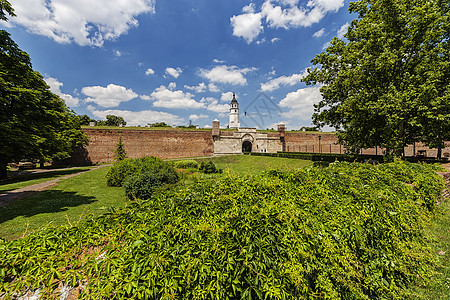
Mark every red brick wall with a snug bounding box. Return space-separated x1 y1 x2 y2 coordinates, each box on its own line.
72 128 214 164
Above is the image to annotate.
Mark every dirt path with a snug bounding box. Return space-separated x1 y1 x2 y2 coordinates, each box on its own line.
0 165 109 207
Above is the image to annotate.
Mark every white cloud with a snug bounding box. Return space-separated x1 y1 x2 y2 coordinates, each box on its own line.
44 76 80 107
8 0 155 47
213 59 225 64
201 97 229 113
200 65 256 86
278 86 322 120
113 50 122 57
220 91 236 102
45 77 80 107
91 109 182 126
189 114 208 121
271 37 280 43
168 82 177 90
165 67 183 78
230 12 263 43
231 0 344 43
140 95 151 100
337 22 349 39
145 68 155 75
208 83 220 92
184 82 207 93
150 85 205 109
83 84 138 108
260 69 307 92
313 28 325 38
203 124 212 129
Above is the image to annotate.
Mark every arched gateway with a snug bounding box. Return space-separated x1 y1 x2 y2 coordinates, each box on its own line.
242 141 252 152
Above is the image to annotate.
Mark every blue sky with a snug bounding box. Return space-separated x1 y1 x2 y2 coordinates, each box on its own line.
1 0 355 130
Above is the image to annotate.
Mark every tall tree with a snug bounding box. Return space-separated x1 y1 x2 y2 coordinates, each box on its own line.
105 115 126 127
0 2 86 178
303 0 449 157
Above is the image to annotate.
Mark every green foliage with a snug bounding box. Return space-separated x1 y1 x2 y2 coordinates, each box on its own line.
303 0 449 157
77 114 95 126
0 0 15 21
113 136 127 161
106 157 177 187
148 122 171 128
123 169 179 200
199 161 222 174
0 161 444 298
0 29 87 179
173 159 199 169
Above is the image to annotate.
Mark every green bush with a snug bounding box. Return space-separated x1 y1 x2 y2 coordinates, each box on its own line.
199 161 222 174
123 170 179 200
173 159 199 169
106 156 177 187
0 161 445 299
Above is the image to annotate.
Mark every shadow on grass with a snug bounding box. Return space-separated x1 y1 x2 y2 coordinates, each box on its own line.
0 189 97 224
2 168 89 184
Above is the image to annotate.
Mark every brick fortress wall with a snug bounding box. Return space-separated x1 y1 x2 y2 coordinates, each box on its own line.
66 128 449 165
70 128 214 164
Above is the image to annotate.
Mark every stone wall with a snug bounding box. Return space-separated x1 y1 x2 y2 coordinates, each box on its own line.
72 128 214 164
66 128 450 165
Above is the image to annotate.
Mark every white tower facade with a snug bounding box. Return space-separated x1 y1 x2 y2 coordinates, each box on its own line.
229 93 240 128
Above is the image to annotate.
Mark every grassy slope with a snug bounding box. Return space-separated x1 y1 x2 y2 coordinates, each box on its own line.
409 187 450 299
0 167 129 240
195 155 313 175
0 168 91 193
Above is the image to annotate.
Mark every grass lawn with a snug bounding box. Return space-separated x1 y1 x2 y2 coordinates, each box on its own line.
0 167 92 194
0 166 129 241
195 155 314 175
409 189 450 298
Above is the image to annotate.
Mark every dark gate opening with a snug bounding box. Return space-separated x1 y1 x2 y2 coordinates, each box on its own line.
242 141 252 153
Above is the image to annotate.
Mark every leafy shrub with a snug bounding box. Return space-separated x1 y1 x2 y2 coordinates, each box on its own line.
199 161 222 174
106 156 176 187
173 159 199 169
0 161 445 299
123 170 179 200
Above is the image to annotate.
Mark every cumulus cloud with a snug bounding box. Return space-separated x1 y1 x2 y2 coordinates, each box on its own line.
231 0 344 43
44 76 80 107
201 97 229 113
165 67 183 78
208 83 220 92
220 91 236 102
83 84 138 108
213 59 225 64
189 114 208 121
313 28 325 38
8 0 155 46
230 11 263 43
145 68 155 75
168 82 177 90
260 69 307 92
200 65 256 86
184 82 207 93
91 109 182 126
278 86 322 120
150 85 205 109
337 22 349 39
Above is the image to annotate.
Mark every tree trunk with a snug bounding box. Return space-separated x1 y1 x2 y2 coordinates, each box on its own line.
0 159 7 180
437 146 442 159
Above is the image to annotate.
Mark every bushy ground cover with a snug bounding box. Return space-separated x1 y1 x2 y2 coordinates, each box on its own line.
0 160 445 299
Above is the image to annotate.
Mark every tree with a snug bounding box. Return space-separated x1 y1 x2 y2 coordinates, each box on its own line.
303 0 449 157
0 2 86 178
113 136 127 161
77 114 95 126
105 115 126 127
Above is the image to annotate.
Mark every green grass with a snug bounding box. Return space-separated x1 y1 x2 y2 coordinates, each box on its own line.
0 166 129 241
408 190 450 299
0 167 92 193
195 155 313 175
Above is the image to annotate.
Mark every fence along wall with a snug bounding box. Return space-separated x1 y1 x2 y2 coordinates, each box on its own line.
73 128 214 164
285 132 450 157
